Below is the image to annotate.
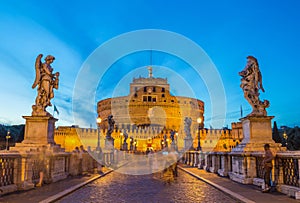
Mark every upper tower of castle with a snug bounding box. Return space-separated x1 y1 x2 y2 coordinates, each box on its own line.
130 67 170 93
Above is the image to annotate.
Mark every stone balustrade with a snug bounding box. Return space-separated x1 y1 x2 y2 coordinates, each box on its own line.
0 152 21 195
0 150 97 196
181 150 300 199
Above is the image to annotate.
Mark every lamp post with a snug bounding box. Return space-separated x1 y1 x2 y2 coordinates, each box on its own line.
96 117 102 152
175 132 178 151
6 131 11 151
197 117 203 151
283 130 288 148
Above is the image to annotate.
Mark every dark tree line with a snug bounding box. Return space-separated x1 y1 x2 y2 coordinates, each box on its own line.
272 121 300 151
0 124 25 149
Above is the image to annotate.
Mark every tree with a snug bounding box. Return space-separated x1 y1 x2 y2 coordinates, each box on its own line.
272 121 281 143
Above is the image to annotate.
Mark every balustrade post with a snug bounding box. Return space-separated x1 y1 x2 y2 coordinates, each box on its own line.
190 151 195 166
194 151 199 167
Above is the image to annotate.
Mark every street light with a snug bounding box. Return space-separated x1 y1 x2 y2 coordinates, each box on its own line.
283 130 288 147
96 117 102 152
197 117 203 151
6 131 11 151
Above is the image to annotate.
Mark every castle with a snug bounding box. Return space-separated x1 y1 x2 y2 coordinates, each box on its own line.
54 67 243 152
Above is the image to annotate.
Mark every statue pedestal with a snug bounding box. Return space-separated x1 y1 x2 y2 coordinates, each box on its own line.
170 142 177 151
11 115 63 153
105 136 115 150
184 136 193 151
122 143 128 151
229 115 281 184
232 116 279 152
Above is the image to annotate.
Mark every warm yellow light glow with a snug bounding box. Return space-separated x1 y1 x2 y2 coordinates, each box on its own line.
96 117 102 124
197 117 202 124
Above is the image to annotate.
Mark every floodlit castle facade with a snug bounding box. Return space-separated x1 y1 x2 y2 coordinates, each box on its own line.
97 67 204 132
54 67 243 152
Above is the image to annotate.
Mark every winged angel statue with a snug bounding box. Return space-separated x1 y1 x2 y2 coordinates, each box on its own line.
239 56 269 116
32 54 59 116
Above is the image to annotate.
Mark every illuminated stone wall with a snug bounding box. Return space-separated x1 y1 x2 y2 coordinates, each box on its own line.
97 74 204 133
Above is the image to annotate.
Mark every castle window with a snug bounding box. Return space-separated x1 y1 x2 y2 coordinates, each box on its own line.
144 87 147 92
162 87 165 92
148 96 152 102
143 96 147 102
162 94 165 98
153 97 156 102
153 87 156 92
171 100 174 103
134 93 137 97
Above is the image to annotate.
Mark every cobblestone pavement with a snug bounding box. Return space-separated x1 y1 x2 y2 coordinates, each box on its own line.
57 170 238 203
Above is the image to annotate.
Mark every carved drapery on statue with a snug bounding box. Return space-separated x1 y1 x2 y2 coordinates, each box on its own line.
239 56 269 117
32 54 59 116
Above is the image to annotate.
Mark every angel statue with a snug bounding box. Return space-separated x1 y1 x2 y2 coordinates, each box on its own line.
239 56 269 117
106 115 115 138
32 54 59 116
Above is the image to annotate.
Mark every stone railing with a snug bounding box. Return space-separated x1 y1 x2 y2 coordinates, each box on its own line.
0 150 97 196
69 152 95 176
181 150 300 199
0 152 21 195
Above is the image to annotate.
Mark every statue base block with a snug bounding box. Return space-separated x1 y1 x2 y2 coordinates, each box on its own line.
122 143 128 151
23 115 57 144
232 116 280 152
184 136 193 151
170 142 177 151
10 115 64 153
105 137 115 150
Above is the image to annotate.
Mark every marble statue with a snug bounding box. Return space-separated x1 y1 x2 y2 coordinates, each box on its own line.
106 115 115 138
32 54 59 116
239 56 269 116
170 130 175 143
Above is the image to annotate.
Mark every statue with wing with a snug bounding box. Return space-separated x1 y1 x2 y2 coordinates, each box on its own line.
239 56 269 116
32 54 59 116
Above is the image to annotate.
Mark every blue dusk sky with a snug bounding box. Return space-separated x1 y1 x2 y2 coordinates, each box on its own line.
0 0 299 129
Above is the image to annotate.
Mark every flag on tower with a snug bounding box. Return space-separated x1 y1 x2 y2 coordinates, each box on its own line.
240 105 243 118
54 105 59 115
